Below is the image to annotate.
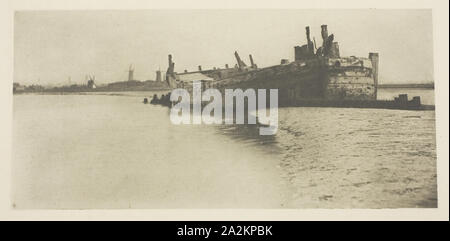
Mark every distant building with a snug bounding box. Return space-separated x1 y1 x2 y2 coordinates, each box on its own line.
155 70 162 82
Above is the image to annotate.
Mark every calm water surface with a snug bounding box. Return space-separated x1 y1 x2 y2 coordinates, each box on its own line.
13 89 437 209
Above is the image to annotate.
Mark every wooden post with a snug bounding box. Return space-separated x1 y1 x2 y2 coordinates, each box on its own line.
369 52 379 99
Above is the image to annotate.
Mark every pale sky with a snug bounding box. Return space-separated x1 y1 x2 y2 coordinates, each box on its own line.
14 9 433 86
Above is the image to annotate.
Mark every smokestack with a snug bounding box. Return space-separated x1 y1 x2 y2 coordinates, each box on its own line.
234 51 247 69
166 54 175 75
369 53 379 99
166 54 175 82
169 55 175 71
306 26 314 55
306 26 311 42
249 54 255 68
168 55 173 66
155 70 162 82
128 64 134 81
198 65 202 71
225 64 229 69
321 25 329 42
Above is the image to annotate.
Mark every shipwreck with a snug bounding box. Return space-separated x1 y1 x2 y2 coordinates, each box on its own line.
151 25 432 111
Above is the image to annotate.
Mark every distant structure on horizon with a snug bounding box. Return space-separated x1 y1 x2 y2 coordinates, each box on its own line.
87 75 96 89
156 70 162 82
128 64 134 81
165 24 380 103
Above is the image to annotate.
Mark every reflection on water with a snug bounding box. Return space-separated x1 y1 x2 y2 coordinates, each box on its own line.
13 90 437 209
275 107 436 208
216 124 279 147
216 107 437 208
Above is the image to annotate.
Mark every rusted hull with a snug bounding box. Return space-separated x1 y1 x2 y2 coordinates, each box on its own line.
207 57 377 106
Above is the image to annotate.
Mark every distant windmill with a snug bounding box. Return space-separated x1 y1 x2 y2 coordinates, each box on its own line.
87 74 96 89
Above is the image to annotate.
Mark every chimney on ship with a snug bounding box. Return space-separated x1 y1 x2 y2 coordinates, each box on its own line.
369 52 379 99
168 55 174 69
167 55 175 75
165 54 176 84
321 25 329 43
198 65 202 71
306 26 311 42
234 51 247 69
306 26 314 55
249 54 257 69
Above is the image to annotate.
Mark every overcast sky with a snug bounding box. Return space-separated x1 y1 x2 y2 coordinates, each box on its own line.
14 9 433 85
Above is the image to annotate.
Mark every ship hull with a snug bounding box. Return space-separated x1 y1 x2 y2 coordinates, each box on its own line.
204 56 377 106
155 56 430 111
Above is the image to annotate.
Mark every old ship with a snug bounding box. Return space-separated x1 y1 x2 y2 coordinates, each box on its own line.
155 24 428 110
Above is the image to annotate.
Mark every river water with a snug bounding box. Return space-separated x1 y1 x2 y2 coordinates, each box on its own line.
12 88 437 209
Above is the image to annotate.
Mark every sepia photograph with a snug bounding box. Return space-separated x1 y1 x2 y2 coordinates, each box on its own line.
11 9 439 209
